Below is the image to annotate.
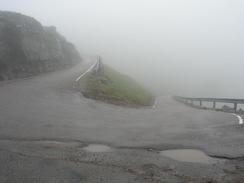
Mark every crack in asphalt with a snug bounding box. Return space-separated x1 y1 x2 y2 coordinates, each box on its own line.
0 136 86 144
0 147 174 179
209 154 244 161
0 147 125 169
0 137 244 160
0 147 229 183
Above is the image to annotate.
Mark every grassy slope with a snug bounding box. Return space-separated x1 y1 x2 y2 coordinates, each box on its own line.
82 64 154 106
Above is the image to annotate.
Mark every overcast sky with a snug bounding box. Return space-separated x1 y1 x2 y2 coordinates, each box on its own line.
1 0 244 97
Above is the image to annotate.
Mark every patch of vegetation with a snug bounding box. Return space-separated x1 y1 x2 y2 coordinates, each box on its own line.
82 64 155 107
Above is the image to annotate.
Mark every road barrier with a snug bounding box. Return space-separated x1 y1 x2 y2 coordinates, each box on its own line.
174 96 244 112
73 56 101 92
75 56 100 82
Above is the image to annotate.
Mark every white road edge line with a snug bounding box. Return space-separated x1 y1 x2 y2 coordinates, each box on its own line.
75 60 98 82
232 113 243 125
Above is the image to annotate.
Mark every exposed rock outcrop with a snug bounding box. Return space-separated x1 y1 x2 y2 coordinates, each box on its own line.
0 11 81 80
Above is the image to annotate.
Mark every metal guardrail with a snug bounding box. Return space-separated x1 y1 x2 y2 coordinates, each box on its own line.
73 56 101 91
174 96 244 112
75 56 100 82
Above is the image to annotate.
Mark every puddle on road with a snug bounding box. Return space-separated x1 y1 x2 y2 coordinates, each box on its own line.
160 149 216 164
83 144 112 152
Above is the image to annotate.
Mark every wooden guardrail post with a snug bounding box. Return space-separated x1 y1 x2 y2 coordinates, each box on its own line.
213 101 216 109
234 102 237 112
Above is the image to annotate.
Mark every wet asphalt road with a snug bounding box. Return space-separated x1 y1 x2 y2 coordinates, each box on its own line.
0 62 243 182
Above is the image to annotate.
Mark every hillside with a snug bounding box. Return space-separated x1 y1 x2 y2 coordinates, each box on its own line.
81 62 155 107
0 11 81 80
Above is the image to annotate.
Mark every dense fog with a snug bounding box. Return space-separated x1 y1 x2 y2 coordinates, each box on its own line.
1 0 244 97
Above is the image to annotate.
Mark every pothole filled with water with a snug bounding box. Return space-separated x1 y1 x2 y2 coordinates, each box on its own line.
160 149 216 164
83 144 112 152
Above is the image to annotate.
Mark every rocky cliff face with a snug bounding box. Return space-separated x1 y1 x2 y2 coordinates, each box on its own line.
0 11 81 80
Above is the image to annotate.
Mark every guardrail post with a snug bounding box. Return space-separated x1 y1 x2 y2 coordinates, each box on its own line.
234 102 237 112
199 100 202 107
213 101 216 109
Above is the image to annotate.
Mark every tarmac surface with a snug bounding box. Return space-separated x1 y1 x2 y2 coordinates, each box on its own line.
0 62 243 182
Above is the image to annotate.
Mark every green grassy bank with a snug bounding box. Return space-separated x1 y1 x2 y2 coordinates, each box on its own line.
81 64 155 107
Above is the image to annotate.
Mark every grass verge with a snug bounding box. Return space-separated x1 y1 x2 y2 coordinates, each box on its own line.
82 64 155 107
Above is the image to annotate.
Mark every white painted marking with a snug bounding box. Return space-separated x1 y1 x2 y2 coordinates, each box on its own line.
75 60 98 82
232 113 243 125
